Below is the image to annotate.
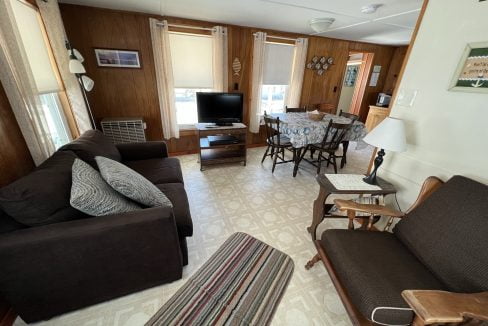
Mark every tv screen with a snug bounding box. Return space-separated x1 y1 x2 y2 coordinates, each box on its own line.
197 92 243 124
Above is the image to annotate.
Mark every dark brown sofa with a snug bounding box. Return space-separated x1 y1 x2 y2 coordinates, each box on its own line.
311 176 488 326
0 130 192 323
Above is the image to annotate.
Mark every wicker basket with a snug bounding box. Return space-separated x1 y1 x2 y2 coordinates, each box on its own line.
308 112 326 121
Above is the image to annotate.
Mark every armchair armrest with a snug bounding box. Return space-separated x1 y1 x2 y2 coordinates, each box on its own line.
0 207 182 322
333 199 405 230
116 141 169 161
402 290 488 325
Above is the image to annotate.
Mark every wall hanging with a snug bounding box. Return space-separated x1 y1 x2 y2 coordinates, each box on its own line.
94 49 141 68
232 57 241 76
450 41 488 93
306 56 333 75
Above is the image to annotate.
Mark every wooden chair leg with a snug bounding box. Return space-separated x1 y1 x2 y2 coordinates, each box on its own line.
261 145 270 163
271 151 279 173
305 254 321 270
332 155 338 174
316 151 322 174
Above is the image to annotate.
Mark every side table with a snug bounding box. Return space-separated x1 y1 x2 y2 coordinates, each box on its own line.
309 174 396 240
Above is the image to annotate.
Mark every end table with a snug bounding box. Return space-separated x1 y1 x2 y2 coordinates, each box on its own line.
309 174 396 240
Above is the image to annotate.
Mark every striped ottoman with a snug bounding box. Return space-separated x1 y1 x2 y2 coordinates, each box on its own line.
146 232 294 326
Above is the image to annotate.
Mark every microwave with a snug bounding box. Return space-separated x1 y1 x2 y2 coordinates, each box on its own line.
376 93 391 107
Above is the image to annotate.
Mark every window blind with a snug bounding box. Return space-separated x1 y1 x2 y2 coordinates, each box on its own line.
10 0 60 94
169 33 213 88
263 42 295 85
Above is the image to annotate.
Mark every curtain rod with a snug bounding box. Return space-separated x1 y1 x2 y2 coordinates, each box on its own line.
156 22 214 31
253 33 298 42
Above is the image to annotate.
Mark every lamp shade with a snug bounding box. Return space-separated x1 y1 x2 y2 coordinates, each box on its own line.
69 58 86 74
81 75 94 91
363 117 407 152
67 48 84 63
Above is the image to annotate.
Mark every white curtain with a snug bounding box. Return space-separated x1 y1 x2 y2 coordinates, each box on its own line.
249 31 267 133
212 26 228 92
0 0 55 165
285 37 308 108
149 18 179 139
36 0 92 134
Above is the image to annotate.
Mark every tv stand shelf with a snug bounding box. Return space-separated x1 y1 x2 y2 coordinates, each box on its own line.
196 123 247 171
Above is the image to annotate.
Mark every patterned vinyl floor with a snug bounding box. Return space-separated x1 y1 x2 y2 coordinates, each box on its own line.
16 144 373 326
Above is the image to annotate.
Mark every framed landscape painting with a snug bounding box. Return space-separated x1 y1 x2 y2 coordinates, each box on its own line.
450 42 488 93
94 49 141 68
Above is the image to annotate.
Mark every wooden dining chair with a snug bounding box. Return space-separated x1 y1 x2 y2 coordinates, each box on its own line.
285 106 307 113
313 103 336 115
337 110 359 168
338 110 359 122
261 112 295 173
300 120 354 174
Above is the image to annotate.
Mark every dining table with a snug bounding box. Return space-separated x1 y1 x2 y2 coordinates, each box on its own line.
270 112 368 176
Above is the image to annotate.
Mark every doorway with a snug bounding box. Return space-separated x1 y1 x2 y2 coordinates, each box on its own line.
336 51 374 117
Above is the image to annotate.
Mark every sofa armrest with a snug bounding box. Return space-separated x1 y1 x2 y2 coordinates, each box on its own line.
116 141 169 161
402 290 488 325
0 207 182 323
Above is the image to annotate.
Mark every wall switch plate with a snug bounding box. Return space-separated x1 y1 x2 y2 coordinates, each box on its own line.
396 88 418 107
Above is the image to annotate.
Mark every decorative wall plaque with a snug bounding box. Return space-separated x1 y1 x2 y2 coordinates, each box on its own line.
450 42 488 93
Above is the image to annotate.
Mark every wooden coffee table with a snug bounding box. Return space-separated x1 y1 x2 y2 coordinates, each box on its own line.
309 174 396 240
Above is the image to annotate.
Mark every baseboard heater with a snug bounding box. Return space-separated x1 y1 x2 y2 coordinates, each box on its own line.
100 117 146 143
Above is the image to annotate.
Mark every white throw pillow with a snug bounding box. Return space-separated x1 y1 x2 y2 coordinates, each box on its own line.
95 156 173 208
70 159 141 216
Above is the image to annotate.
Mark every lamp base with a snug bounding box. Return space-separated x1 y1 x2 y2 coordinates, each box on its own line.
363 148 385 185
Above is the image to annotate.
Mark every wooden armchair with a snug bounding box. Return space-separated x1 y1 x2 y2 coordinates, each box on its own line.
306 176 488 326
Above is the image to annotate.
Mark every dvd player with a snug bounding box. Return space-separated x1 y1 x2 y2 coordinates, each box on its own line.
207 135 239 146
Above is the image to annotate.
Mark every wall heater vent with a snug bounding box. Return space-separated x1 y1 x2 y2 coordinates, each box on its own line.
100 117 146 143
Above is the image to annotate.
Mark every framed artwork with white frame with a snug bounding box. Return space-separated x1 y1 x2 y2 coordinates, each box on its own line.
94 48 141 68
449 41 488 93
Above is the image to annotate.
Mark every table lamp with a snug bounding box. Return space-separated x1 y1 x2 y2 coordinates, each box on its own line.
363 117 407 185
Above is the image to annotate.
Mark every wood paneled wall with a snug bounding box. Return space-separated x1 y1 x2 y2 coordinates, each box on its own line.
60 4 403 154
60 5 162 140
0 81 35 187
383 46 408 93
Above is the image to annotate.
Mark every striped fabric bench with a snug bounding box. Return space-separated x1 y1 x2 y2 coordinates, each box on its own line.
147 232 294 326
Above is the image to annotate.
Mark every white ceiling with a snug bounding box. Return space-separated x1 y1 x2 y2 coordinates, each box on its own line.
59 0 423 45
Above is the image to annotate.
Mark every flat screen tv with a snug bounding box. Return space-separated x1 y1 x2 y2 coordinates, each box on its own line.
197 92 243 126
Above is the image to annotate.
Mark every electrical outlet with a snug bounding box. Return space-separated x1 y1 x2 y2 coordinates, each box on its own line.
396 89 418 107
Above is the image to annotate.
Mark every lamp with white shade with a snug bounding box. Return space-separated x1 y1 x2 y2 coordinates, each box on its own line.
362 117 407 185
66 41 96 129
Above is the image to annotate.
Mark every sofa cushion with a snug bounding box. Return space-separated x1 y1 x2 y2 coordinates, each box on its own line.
320 229 445 326
124 158 183 184
0 210 25 234
394 176 488 293
70 159 141 216
59 130 121 169
156 183 192 237
96 156 172 208
0 151 87 227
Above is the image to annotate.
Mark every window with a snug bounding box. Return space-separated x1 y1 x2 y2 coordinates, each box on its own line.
10 0 71 147
169 32 214 126
39 93 70 148
260 42 295 114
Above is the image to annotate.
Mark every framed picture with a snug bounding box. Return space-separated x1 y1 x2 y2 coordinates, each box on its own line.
449 42 488 93
344 65 359 87
94 49 141 68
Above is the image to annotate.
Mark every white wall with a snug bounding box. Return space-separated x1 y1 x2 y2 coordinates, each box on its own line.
381 0 488 209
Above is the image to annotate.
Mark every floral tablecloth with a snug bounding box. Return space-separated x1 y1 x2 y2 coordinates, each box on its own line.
271 112 368 148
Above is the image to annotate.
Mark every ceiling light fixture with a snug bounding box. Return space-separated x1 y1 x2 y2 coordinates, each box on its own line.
309 18 335 33
361 3 383 14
